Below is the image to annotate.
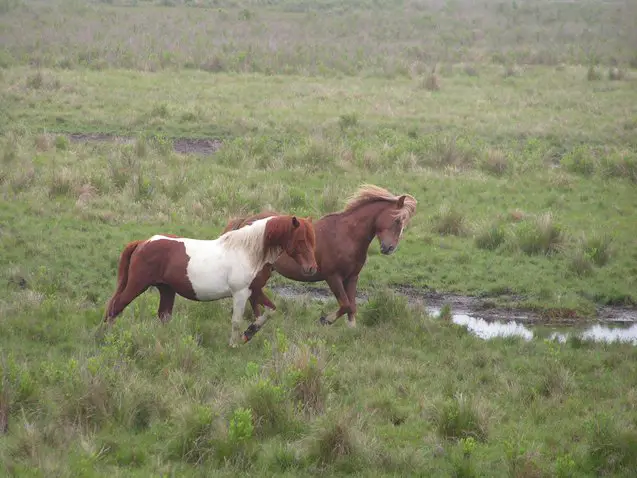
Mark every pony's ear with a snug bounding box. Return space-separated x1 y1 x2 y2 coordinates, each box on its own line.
306 215 313 223
396 195 406 208
292 216 300 228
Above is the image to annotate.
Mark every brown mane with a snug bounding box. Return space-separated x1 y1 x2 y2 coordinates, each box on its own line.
330 184 417 225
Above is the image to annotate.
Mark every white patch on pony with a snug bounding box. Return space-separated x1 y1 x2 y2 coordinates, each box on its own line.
148 217 277 302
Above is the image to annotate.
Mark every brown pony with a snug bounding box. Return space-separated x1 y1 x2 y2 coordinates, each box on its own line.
223 185 417 341
104 215 317 347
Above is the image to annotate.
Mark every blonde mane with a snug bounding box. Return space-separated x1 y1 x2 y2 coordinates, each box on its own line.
220 217 279 266
343 184 417 225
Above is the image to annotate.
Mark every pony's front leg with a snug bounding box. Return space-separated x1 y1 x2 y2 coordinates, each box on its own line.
242 308 273 343
319 274 352 326
229 288 251 348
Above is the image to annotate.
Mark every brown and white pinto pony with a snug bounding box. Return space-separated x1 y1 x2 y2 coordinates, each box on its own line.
104 215 317 347
223 184 417 341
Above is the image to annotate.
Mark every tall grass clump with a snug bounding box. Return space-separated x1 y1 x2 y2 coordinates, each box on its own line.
569 231 613 276
580 232 613 267
608 67 625 81
431 203 467 236
599 150 637 183
258 330 333 416
307 415 361 471
515 212 564 256
586 65 602 81
432 137 475 169
361 288 410 327
167 404 220 465
421 72 440 91
474 220 506 250
560 146 596 176
479 149 509 176
431 392 488 442
284 341 331 414
242 378 295 438
586 414 637 475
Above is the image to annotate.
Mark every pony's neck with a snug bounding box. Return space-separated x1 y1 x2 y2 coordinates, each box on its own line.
222 218 281 270
340 201 390 251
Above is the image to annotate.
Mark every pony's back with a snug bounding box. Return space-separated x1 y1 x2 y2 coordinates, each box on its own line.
223 210 278 233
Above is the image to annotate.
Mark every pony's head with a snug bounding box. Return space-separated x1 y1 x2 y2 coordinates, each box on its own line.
369 191 418 255
266 215 318 275
343 185 417 256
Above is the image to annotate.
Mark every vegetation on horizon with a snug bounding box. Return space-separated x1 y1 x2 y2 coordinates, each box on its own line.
1 0 636 76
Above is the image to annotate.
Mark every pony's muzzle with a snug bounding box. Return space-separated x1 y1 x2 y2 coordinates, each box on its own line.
380 243 396 255
302 265 318 276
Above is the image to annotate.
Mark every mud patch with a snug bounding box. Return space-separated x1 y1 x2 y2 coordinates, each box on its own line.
66 133 223 155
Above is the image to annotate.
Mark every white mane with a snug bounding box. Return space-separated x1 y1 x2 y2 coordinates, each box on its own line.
219 217 281 268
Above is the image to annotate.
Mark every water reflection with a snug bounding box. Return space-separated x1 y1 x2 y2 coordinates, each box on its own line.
450 313 534 341
430 308 637 345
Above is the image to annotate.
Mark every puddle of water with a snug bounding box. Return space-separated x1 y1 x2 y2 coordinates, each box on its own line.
549 323 637 345
429 307 637 345
270 284 637 346
441 311 534 341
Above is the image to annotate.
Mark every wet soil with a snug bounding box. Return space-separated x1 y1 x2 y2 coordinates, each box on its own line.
269 283 637 326
66 133 223 155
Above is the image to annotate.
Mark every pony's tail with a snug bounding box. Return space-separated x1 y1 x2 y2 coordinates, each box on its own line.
104 240 143 319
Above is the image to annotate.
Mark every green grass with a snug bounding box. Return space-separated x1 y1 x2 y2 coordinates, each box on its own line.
2 64 637 313
2 291 637 476
2 0 637 475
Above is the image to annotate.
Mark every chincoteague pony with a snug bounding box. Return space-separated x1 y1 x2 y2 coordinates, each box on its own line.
223 184 417 341
104 215 317 347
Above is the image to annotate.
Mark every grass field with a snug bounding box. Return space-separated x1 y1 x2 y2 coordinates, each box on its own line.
2 0 637 476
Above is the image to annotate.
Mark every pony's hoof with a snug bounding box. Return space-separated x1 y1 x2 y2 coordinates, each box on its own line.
242 323 259 342
229 342 239 349
319 316 330 326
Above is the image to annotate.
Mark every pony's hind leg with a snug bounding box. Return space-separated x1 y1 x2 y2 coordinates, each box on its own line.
229 288 251 348
157 285 176 324
106 276 151 324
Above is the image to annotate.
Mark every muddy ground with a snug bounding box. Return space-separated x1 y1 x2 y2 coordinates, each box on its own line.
269 283 637 326
66 133 224 155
